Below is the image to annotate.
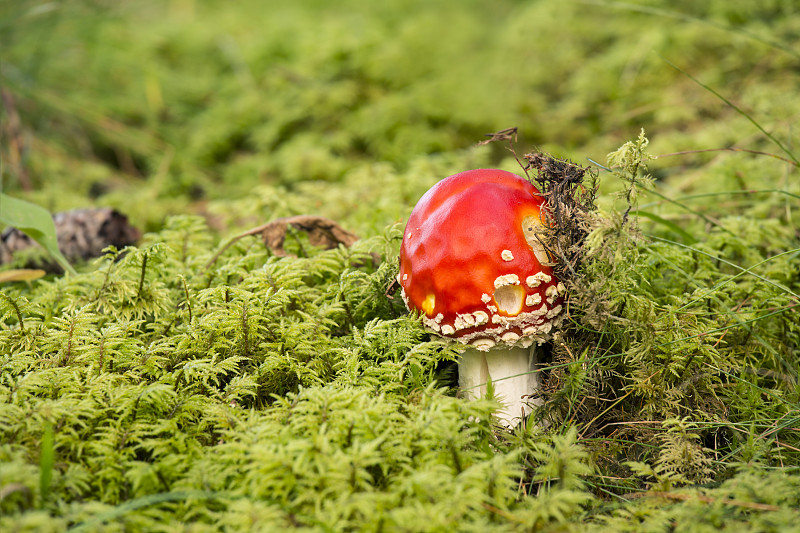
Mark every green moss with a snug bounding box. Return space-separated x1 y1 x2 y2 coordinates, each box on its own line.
1 0 800 530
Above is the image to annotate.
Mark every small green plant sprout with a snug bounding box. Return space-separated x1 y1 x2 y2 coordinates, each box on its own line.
605 128 655 225
626 417 715 492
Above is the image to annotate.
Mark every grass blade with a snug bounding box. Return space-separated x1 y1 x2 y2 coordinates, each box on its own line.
661 58 800 167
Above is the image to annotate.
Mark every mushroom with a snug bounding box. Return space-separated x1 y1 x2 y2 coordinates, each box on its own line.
398 169 565 427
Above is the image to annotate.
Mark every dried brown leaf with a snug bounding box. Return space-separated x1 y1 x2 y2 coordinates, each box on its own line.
259 215 359 257
204 215 366 271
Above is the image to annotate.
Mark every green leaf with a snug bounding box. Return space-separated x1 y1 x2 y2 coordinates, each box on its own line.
0 193 76 275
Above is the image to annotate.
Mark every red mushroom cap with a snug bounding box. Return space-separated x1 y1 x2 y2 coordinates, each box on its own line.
399 169 565 350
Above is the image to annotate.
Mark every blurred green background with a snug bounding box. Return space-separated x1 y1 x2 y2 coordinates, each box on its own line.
2 0 798 239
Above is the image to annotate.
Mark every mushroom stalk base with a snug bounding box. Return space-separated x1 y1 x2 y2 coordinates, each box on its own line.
458 344 542 428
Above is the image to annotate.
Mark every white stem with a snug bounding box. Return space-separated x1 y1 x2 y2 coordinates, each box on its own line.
458 344 542 428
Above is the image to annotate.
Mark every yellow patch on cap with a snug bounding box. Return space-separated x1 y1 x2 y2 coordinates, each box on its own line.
421 293 436 315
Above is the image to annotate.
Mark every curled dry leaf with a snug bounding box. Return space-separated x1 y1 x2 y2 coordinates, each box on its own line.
477 127 519 146
205 215 367 271
259 215 359 257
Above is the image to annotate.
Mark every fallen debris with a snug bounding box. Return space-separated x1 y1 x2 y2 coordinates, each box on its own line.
0 207 141 271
